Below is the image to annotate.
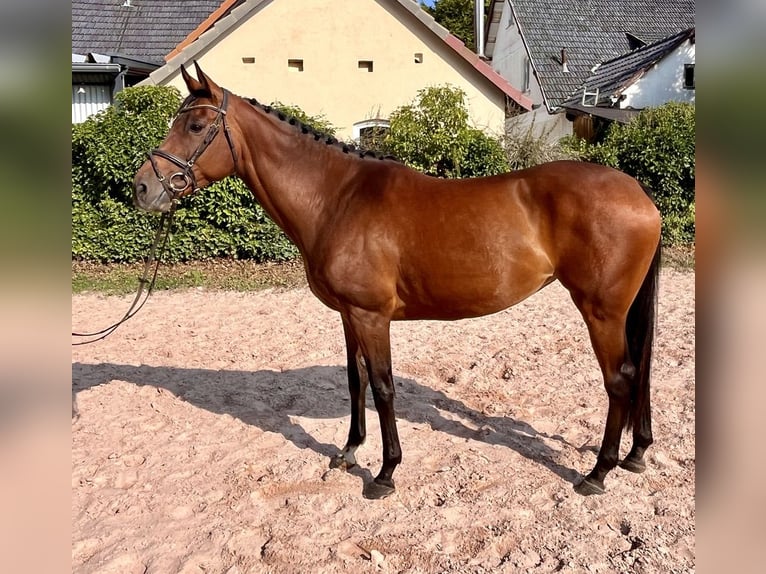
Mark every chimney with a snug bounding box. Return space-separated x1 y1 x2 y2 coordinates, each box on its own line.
561 47 569 73
474 0 486 58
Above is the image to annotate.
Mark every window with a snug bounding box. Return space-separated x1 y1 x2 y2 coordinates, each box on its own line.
358 60 374 72
684 64 695 89
353 119 390 149
582 87 599 107
241 57 255 64
288 59 304 72
414 53 423 64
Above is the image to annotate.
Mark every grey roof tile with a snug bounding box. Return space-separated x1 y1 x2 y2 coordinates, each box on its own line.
72 0 243 65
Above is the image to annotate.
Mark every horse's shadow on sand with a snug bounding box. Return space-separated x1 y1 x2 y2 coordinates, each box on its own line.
72 363 588 488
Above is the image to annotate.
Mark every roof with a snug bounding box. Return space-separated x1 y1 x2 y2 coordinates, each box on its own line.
562 28 695 108
489 0 695 111
72 0 242 66
153 0 532 111
165 0 247 61
71 52 161 85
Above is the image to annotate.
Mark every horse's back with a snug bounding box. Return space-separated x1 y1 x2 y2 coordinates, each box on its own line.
388 159 659 264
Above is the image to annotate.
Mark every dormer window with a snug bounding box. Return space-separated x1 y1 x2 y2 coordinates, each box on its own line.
626 32 647 51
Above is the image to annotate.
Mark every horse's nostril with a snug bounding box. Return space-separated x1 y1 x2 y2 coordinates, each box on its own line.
135 182 147 196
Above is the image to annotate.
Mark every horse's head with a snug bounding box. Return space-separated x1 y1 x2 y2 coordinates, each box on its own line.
133 62 239 212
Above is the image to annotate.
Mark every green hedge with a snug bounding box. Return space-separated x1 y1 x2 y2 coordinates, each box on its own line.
72 85 298 263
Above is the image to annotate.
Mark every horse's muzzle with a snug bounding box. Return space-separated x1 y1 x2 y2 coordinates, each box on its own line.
133 171 174 213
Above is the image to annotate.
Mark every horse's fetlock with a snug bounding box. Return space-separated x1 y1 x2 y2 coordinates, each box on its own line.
599 452 620 470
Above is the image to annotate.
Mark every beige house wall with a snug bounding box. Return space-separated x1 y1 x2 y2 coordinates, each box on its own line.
158 0 506 140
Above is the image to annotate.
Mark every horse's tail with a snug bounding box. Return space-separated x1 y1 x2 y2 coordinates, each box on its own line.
625 186 661 431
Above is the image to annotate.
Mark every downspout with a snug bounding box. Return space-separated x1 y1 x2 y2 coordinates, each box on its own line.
475 0 486 58
113 67 128 100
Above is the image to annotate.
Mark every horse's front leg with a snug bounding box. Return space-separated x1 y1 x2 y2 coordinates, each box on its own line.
342 309 401 499
330 318 368 470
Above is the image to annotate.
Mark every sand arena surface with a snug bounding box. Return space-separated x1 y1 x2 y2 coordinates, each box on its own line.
72 269 694 573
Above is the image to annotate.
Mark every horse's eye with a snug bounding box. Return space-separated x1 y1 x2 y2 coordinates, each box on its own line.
190 122 204 134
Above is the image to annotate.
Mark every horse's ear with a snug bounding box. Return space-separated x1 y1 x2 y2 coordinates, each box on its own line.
193 61 221 97
180 61 220 100
180 63 208 97
193 62 208 85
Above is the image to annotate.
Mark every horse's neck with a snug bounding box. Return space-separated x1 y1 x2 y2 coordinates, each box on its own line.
236 104 346 256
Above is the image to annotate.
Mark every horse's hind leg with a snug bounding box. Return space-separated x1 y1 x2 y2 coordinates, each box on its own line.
573 301 634 495
620 394 652 473
330 318 369 470
619 244 660 474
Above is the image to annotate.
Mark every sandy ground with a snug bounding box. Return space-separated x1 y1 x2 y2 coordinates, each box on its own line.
72 269 694 573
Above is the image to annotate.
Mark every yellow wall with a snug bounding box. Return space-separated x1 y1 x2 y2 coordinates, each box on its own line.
160 0 506 139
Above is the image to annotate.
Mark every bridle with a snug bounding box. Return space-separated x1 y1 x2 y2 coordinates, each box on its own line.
147 88 240 202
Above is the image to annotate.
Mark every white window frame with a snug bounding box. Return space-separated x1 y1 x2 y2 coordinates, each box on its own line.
352 119 390 142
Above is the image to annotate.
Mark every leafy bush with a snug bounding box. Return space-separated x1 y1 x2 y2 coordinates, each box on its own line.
564 102 695 245
383 85 509 177
72 85 182 204
72 86 303 262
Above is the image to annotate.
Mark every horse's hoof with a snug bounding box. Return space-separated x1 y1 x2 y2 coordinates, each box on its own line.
363 479 395 500
574 477 605 496
619 457 646 473
329 454 355 471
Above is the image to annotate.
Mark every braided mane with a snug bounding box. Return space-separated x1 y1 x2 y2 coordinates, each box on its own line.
246 98 397 162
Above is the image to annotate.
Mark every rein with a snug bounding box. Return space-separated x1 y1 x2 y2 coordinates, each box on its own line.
73 89 238 346
72 207 176 345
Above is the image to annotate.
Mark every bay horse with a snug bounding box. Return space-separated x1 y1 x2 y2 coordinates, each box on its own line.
133 63 661 499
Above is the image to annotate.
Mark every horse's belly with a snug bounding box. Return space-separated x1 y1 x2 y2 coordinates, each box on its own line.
393 265 553 321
